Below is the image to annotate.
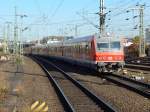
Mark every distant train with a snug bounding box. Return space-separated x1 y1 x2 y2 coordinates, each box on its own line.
25 34 125 72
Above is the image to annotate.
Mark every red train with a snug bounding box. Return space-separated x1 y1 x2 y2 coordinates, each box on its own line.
25 34 124 72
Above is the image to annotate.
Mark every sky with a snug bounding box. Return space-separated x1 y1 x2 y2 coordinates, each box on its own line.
0 0 150 41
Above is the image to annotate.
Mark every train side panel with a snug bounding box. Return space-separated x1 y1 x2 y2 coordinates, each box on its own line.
27 35 124 72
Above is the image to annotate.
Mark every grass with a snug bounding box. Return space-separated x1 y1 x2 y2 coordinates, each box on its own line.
15 57 23 65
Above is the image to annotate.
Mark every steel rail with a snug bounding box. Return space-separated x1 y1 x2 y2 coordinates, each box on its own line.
34 56 117 112
109 73 150 88
103 73 150 99
125 64 150 71
31 56 75 112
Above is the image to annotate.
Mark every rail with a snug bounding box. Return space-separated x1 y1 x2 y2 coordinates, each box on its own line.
103 73 150 99
33 56 117 112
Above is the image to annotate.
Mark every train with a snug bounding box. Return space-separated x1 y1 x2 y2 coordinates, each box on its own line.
24 34 125 72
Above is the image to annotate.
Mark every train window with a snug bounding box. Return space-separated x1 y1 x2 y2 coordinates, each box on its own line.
85 43 88 54
97 43 109 51
85 44 88 49
97 43 109 48
110 41 120 49
79 44 81 53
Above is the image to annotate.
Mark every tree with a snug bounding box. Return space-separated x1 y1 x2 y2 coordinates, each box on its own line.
132 36 140 44
125 36 140 58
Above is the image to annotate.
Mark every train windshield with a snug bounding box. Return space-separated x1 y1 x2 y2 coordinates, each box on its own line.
110 41 120 50
97 43 109 51
97 41 121 52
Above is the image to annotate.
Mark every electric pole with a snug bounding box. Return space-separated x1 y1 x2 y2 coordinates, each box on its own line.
99 0 105 34
6 22 11 54
139 5 145 57
20 15 27 56
14 7 18 56
3 22 11 54
13 6 27 61
3 24 7 54
131 5 145 57
75 25 77 37
74 23 87 37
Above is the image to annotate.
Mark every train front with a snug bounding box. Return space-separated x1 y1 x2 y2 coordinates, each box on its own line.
95 35 124 72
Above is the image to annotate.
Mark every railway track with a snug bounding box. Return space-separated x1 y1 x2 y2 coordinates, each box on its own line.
32 56 117 112
37 56 150 99
34 56 150 99
102 73 150 99
125 64 150 71
125 57 150 66
123 68 150 74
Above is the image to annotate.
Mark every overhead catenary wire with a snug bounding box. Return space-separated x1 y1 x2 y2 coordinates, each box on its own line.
107 0 142 19
13 0 150 40
25 0 65 39
104 1 142 32
105 1 148 33
25 16 98 26
46 0 65 24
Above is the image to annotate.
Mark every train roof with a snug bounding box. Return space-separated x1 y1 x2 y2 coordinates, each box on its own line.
47 41 63 47
64 35 95 44
64 34 121 44
32 44 46 48
31 34 122 49
46 35 95 47
96 36 121 42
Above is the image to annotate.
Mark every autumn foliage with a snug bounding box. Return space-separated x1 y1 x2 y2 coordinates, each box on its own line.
126 43 139 58
125 36 149 59
125 36 138 59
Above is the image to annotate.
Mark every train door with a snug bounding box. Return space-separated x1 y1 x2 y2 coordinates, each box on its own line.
91 38 96 61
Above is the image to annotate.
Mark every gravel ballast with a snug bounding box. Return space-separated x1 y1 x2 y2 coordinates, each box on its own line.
0 56 64 112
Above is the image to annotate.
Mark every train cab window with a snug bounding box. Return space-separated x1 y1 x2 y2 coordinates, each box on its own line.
97 43 109 51
110 41 120 50
97 42 109 52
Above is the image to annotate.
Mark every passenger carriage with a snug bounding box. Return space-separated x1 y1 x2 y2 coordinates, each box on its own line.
27 34 124 72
